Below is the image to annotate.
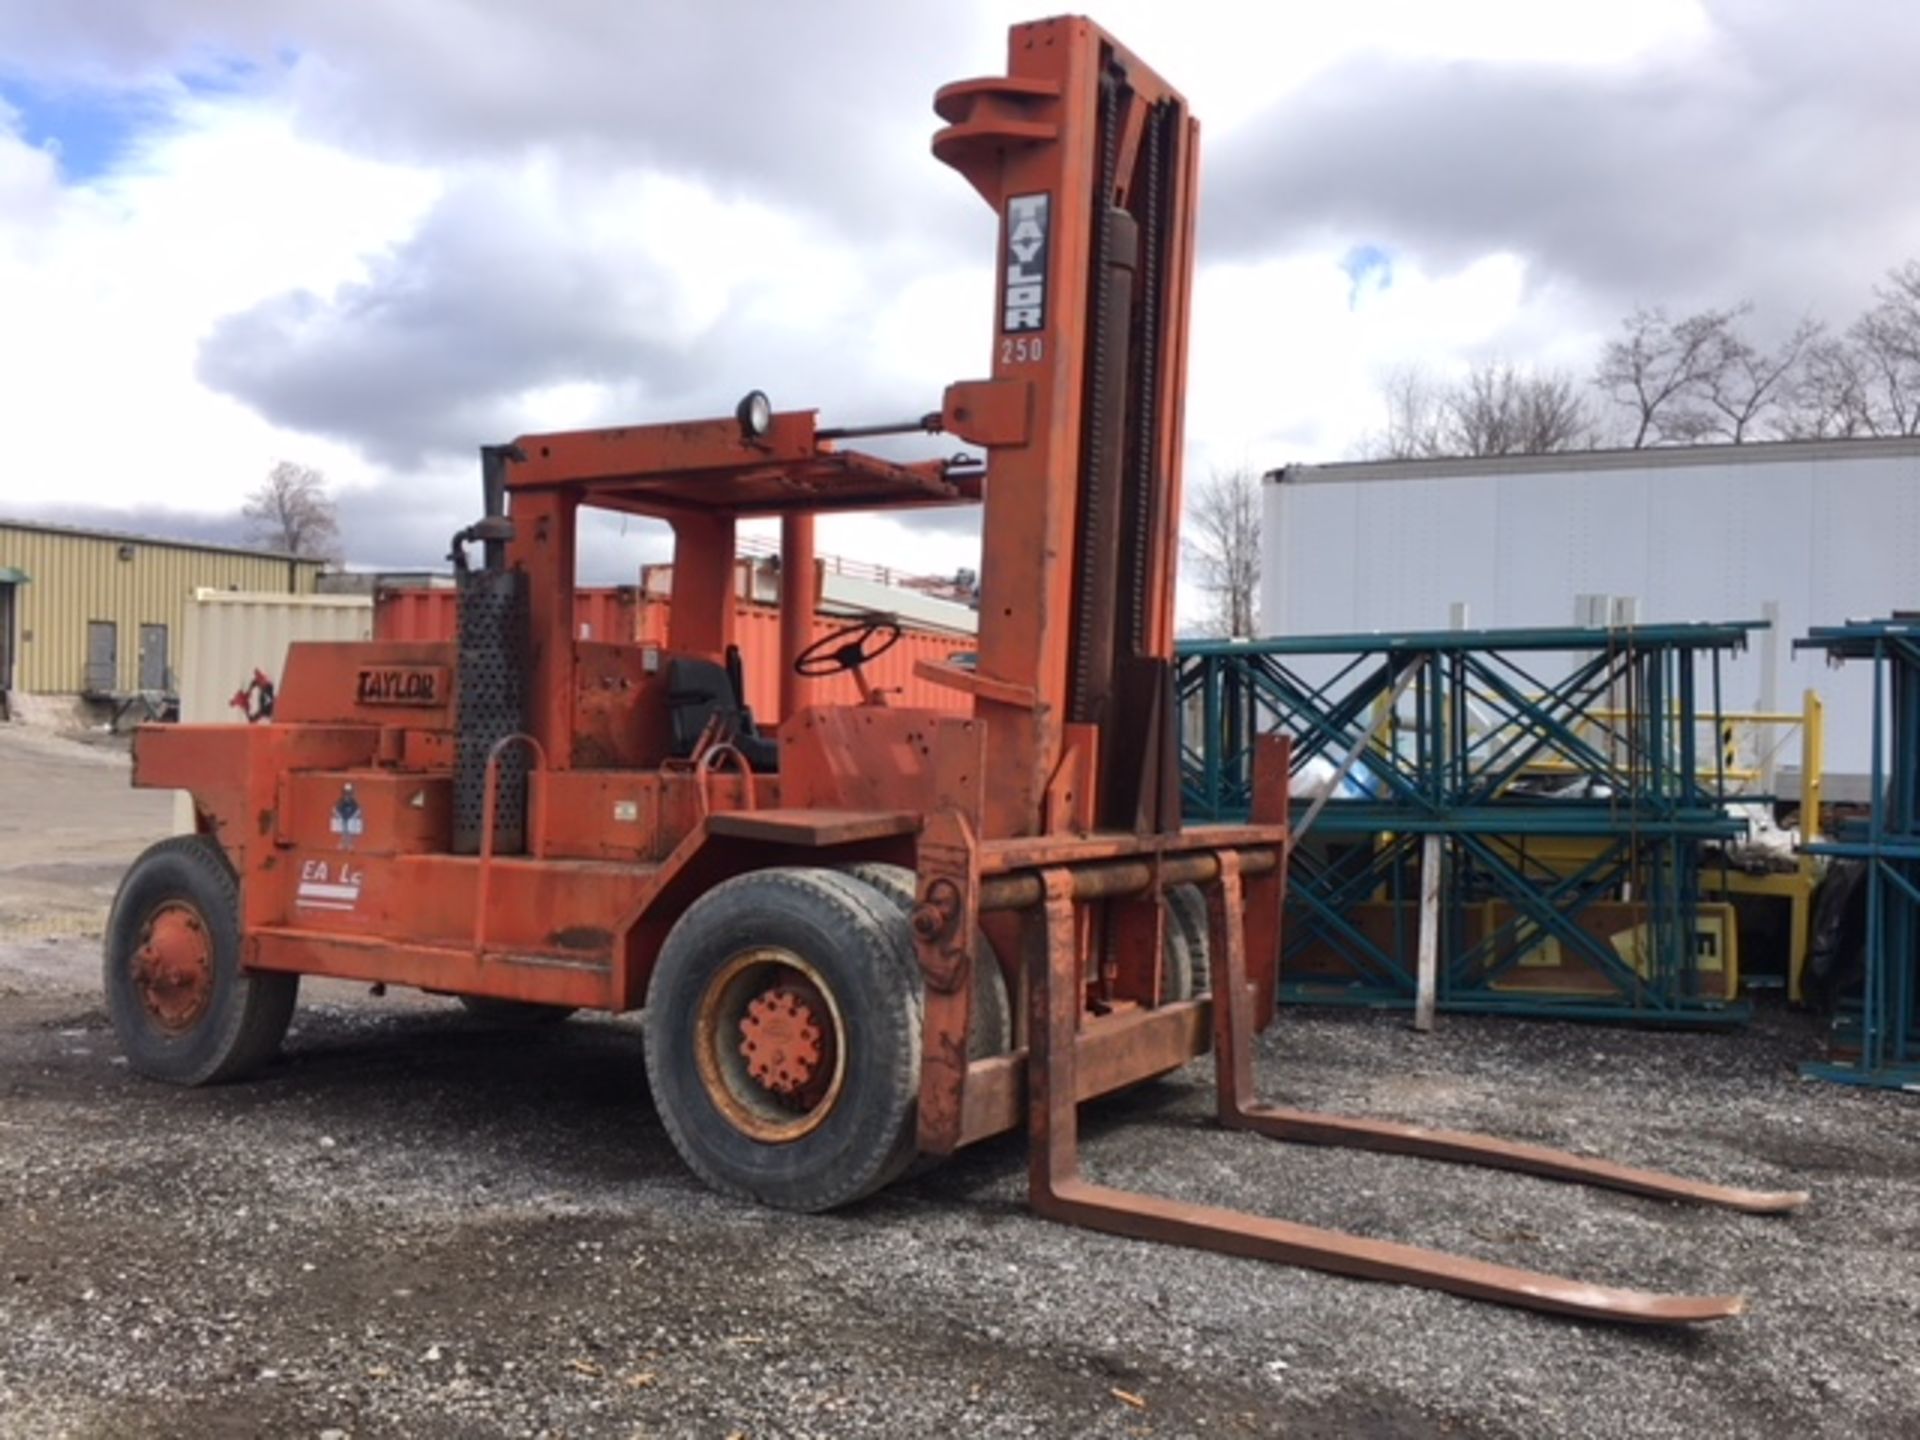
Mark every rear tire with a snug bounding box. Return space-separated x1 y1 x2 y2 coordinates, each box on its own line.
1128 885 1213 1089
840 862 1013 1059
644 868 922 1212
1160 904 1197 1005
103 836 298 1086
455 996 578 1025
1167 884 1212 996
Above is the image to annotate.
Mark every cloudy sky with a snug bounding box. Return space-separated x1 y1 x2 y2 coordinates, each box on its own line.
2 0 1916 590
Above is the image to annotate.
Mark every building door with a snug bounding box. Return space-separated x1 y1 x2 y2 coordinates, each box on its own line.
138 623 169 692
0 583 14 693
85 620 117 694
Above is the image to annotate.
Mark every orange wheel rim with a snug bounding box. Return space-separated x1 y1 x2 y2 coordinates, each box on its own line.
131 901 216 1034
693 947 847 1143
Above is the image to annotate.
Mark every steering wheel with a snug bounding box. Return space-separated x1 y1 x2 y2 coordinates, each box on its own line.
794 619 903 677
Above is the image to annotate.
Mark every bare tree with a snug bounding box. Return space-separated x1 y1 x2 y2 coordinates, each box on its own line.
1358 265 1920 455
1441 365 1514 457
1850 260 1920 436
1780 264 1920 438
1593 305 1743 446
1513 369 1595 452
243 461 341 561
1360 362 1591 459
1183 467 1261 638
1783 335 1879 438
1373 364 1446 460
1702 317 1822 442
1445 364 1593 456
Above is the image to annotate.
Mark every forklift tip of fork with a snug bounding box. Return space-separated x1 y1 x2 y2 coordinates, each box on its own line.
1034 1175 1752 1326
1223 1105 1813 1218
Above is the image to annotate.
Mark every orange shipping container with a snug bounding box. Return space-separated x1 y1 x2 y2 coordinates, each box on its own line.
372 586 972 720
374 586 641 646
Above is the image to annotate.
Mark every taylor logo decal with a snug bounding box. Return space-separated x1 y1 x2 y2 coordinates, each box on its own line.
1002 192 1050 333
355 665 445 706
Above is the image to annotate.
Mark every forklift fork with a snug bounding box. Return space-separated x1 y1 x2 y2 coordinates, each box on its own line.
1025 856 1807 1326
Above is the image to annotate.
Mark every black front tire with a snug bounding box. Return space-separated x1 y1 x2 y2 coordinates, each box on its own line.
643 868 922 1212
103 836 298 1086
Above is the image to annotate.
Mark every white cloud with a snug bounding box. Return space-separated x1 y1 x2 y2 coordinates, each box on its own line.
1187 248 1580 472
978 0 1713 133
0 104 60 228
0 0 1906 636
0 92 435 513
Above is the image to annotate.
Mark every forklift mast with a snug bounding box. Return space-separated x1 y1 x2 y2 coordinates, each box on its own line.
935 18 1198 840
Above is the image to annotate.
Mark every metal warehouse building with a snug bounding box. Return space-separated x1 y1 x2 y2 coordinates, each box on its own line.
1261 435 1920 797
0 519 324 703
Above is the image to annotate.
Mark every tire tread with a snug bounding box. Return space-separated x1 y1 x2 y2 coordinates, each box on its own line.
103 835 297 1086
643 866 922 1212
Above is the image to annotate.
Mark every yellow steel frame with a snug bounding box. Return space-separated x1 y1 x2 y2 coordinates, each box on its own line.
1487 689 1826 1002
1701 690 1823 1002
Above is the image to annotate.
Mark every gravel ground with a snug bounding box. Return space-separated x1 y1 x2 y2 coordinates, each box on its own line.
2 727 1918 1438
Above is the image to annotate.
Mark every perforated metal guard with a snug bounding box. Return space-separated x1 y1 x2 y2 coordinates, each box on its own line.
452 569 529 854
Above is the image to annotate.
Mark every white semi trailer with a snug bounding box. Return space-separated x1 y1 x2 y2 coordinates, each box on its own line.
1262 435 1920 801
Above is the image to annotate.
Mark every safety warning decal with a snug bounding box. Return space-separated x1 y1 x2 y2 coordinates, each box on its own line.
330 783 365 850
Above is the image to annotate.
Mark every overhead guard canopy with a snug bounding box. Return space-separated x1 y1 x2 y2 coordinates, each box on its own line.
502 407 982 520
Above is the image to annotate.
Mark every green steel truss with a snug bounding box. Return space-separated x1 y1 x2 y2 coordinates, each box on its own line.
1795 619 1920 1089
1176 624 1759 1023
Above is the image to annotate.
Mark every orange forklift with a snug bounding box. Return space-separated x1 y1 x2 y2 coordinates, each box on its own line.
107 16 1802 1322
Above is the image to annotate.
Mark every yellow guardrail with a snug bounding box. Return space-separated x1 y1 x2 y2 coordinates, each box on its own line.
1472 688 1823 827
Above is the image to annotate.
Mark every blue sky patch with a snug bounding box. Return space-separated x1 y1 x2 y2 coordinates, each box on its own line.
1341 244 1394 307
0 81 157 182
0 52 270 184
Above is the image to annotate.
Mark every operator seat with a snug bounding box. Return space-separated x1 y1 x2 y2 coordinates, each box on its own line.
664 653 780 773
